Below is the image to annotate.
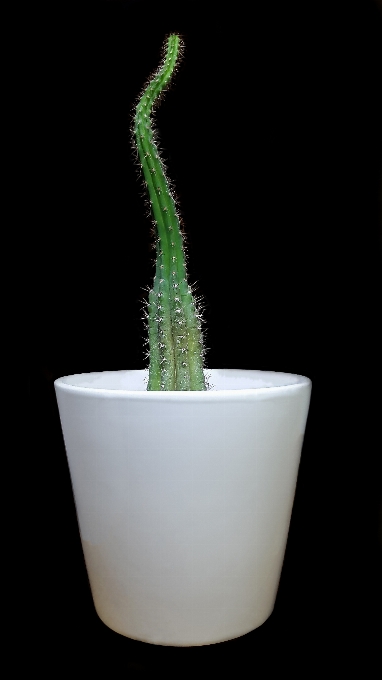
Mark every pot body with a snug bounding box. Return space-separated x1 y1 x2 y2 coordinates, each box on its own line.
55 369 311 646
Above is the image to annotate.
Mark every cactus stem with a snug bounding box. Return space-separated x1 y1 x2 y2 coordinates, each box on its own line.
134 34 207 391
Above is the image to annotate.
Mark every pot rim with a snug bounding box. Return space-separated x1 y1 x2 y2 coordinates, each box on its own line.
54 368 311 401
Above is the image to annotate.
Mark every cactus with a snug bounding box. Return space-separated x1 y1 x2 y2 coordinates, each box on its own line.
134 34 207 391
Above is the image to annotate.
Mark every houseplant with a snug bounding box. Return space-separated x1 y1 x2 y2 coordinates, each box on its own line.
133 33 206 391
55 34 312 647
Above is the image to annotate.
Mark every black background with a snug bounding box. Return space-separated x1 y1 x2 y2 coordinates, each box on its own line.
28 0 381 675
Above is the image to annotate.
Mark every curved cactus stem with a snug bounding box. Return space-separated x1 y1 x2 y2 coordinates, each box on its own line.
134 34 207 390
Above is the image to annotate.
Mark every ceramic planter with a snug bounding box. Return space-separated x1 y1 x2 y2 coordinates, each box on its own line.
54 368 311 646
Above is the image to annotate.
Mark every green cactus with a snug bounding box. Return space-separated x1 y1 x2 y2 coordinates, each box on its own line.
134 34 207 391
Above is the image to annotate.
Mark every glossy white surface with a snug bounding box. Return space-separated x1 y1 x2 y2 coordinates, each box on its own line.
55 369 311 646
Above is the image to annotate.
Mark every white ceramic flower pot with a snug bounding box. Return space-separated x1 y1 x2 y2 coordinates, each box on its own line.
55 368 311 646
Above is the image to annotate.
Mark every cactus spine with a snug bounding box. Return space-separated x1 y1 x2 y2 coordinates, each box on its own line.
134 34 207 390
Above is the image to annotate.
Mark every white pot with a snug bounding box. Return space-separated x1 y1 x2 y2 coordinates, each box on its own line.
55 368 311 646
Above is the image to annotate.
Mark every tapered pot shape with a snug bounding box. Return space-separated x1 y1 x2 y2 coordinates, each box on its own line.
55 368 311 646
